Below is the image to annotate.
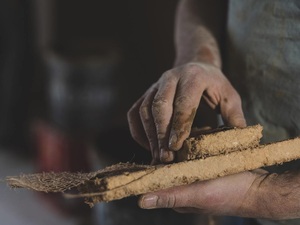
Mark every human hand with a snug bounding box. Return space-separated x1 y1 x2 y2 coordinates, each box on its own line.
138 169 300 220
127 62 246 164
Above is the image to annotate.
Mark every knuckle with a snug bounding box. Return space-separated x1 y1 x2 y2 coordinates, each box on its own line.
156 131 166 141
152 96 169 108
152 96 169 115
174 95 190 107
157 194 177 208
182 63 204 75
161 70 176 80
161 68 183 83
139 104 151 121
166 194 176 208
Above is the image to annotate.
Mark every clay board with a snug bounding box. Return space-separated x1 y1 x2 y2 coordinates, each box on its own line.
6 137 300 207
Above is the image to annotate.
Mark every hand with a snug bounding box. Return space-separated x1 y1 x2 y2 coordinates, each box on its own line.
138 171 263 216
138 171 259 215
127 62 246 164
138 169 300 220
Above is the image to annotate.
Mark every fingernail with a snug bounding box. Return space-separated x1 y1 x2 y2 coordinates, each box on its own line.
140 195 158 209
160 149 174 163
169 134 177 148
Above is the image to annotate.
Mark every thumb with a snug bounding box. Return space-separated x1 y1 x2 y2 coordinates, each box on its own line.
220 92 246 128
139 194 176 209
138 185 195 209
139 193 178 209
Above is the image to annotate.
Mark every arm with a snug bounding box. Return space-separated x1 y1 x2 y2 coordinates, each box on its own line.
174 0 227 68
127 0 245 164
139 169 300 220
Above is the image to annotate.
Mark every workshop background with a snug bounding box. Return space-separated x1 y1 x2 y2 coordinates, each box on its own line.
0 1 236 225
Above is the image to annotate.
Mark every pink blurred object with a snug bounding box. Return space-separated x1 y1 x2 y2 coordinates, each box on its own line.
31 120 91 217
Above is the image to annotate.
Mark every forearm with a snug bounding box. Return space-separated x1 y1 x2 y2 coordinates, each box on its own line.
174 0 228 68
239 170 300 219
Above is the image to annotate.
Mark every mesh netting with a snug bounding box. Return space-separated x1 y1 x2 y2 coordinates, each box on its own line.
6 171 97 193
5 163 151 193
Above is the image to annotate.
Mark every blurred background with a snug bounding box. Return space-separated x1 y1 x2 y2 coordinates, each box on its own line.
0 0 203 224
0 0 177 162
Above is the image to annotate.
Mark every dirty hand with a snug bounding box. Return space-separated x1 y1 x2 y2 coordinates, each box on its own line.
139 169 300 220
127 62 246 164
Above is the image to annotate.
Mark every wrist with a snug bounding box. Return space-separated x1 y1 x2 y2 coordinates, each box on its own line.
174 43 222 69
235 172 268 218
235 171 299 220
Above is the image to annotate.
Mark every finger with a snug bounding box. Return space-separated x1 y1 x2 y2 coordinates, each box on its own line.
219 87 246 128
138 183 196 209
127 97 150 150
152 72 178 163
138 171 258 213
139 88 160 164
169 75 205 151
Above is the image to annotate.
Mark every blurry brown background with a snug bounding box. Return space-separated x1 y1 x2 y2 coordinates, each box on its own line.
0 0 177 161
